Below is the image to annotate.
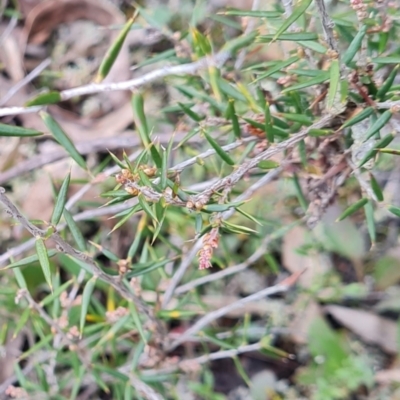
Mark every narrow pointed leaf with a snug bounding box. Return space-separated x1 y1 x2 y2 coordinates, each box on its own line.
253 56 299 82
340 107 374 129
259 32 318 41
389 205 400 218
25 91 61 106
227 99 241 138
178 102 204 122
138 194 158 222
95 12 138 82
203 131 235 166
3 250 57 270
364 200 376 246
342 25 367 66
0 123 42 137
272 0 313 42
51 172 70 226
281 73 330 93
369 173 384 201
373 57 400 64
80 276 97 336
363 110 392 141
131 93 162 167
327 59 340 110
63 208 87 251
40 111 86 170
358 133 395 168
35 239 53 291
221 9 281 18
336 198 368 221
377 65 399 99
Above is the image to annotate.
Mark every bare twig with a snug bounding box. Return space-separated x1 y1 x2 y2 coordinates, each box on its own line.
167 282 289 351
141 342 263 377
314 0 339 54
0 51 231 117
0 58 51 106
0 187 166 345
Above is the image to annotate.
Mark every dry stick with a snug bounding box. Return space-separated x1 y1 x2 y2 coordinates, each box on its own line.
167 283 288 351
140 342 262 377
0 178 218 268
0 51 231 118
314 0 339 53
0 188 165 344
161 167 283 308
0 58 51 106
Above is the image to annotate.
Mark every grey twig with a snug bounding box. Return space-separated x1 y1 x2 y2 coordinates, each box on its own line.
314 0 339 53
167 283 288 351
0 51 231 117
0 187 165 345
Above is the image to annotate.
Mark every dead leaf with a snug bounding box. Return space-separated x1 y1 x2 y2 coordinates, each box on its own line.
324 305 398 354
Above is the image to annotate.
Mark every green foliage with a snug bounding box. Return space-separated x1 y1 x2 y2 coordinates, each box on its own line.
2 0 400 398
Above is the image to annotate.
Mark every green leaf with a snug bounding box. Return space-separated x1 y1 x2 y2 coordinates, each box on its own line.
128 302 147 344
227 99 241 139
25 91 61 106
253 56 299 82
35 239 53 291
258 32 318 41
373 57 400 64
0 123 42 137
272 0 313 42
40 111 86 170
258 160 280 169
51 172 70 226
359 133 395 168
369 173 384 201
13 267 27 289
127 258 171 278
340 107 374 129
202 201 243 212
376 65 399 100
221 9 281 18
377 148 400 156
363 110 392 141
138 194 158 222
342 25 367 66
203 130 235 166
178 102 204 122
110 203 142 234
95 12 137 82
364 200 376 246
281 72 330 93
3 250 57 270
80 276 97 336
298 40 327 53
221 31 258 54
63 208 86 252
327 59 340 110
389 205 400 218
336 198 368 221
131 93 162 167
13 308 30 339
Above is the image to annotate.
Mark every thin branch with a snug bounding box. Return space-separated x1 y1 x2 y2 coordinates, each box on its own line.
0 187 166 346
0 51 231 117
314 0 339 54
140 342 263 377
161 167 283 308
167 282 289 351
0 58 51 106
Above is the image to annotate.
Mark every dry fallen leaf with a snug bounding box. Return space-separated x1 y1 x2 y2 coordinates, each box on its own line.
324 305 398 354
